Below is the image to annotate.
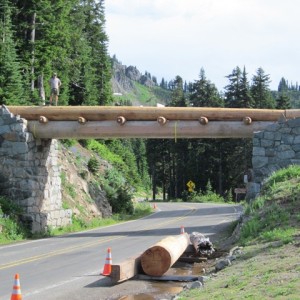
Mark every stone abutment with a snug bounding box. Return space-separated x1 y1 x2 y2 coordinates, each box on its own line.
0 105 71 232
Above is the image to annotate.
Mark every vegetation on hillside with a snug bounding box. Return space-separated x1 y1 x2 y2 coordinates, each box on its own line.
2 0 300 238
1 0 112 106
178 165 300 300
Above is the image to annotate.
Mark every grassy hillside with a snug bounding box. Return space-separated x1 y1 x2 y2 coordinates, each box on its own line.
178 165 300 299
113 81 172 106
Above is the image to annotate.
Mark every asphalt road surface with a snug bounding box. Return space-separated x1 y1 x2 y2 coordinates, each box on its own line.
0 202 242 300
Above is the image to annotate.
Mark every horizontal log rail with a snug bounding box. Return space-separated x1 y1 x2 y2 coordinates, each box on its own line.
7 106 300 121
27 120 274 139
5 106 300 139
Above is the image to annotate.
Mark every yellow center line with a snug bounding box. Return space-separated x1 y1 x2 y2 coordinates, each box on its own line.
0 205 198 270
0 235 123 270
139 205 197 231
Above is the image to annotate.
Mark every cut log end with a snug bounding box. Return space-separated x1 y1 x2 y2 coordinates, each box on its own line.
117 116 126 125
141 246 171 277
157 116 167 125
243 116 252 125
78 117 87 124
199 116 208 125
39 116 48 123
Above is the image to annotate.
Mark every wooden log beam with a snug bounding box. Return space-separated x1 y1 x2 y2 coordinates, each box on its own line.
137 274 201 282
27 120 275 139
140 233 190 276
7 106 298 121
110 255 142 283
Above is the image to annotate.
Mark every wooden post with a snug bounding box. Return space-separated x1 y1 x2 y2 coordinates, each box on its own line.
140 233 190 276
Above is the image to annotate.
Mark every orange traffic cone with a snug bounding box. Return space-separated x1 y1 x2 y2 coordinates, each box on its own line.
101 248 112 276
11 273 22 300
180 226 185 234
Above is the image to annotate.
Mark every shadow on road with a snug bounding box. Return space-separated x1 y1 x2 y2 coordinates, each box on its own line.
58 220 237 242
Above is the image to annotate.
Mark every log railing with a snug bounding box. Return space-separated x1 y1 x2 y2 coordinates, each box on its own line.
6 106 300 139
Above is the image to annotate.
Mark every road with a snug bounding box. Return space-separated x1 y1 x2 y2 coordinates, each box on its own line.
0 202 242 300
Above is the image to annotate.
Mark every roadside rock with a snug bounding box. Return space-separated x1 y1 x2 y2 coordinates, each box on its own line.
215 258 231 271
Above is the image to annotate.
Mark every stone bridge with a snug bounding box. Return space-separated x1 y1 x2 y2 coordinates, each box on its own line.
1 105 300 232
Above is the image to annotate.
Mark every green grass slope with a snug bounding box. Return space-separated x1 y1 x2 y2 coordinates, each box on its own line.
178 165 300 300
113 81 172 106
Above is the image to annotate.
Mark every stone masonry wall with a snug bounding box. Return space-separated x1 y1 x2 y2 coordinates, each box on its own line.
247 117 300 199
0 105 71 232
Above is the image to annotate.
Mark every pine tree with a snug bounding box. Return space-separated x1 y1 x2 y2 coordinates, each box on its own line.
189 68 223 107
239 67 254 108
168 76 186 107
276 94 291 109
250 67 275 108
224 66 243 108
278 77 288 93
0 0 24 104
82 0 112 105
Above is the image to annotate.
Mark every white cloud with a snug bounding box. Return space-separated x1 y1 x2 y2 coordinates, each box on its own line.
106 0 300 90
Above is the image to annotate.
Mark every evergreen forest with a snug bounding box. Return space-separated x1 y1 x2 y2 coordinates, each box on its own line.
1 0 300 206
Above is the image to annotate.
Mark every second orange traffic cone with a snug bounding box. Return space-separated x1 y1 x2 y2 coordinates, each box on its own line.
180 226 185 234
101 248 112 276
11 273 22 300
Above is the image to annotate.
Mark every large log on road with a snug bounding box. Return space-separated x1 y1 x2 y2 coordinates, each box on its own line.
140 233 190 276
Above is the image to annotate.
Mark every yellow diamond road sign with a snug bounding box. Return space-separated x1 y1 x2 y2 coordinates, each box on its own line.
187 180 195 190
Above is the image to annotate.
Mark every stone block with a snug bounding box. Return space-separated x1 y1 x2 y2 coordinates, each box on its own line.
0 125 10 135
292 144 300 152
287 118 300 128
252 156 268 168
281 134 294 145
261 139 274 148
12 142 29 155
265 149 276 157
291 127 300 135
277 144 292 152
245 182 261 200
279 127 292 134
253 147 265 156
252 138 260 147
294 136 300 144
278 150 295 160
291 159 300 165
267 123 282 132
254 131 264 139
264 131 276 140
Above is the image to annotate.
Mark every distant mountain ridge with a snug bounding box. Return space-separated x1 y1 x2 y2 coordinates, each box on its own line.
110 56 171 106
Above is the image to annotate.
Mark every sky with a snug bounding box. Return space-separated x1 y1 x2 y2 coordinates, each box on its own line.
105 0 299 91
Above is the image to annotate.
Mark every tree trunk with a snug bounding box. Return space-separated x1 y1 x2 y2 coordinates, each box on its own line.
38 74 45 104
140 233 190 276
31 12 36 92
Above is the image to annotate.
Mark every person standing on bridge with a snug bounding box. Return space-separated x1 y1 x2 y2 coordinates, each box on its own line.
49 73 61 106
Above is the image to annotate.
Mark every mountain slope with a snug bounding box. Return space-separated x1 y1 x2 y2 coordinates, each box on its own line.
110 57 172 106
